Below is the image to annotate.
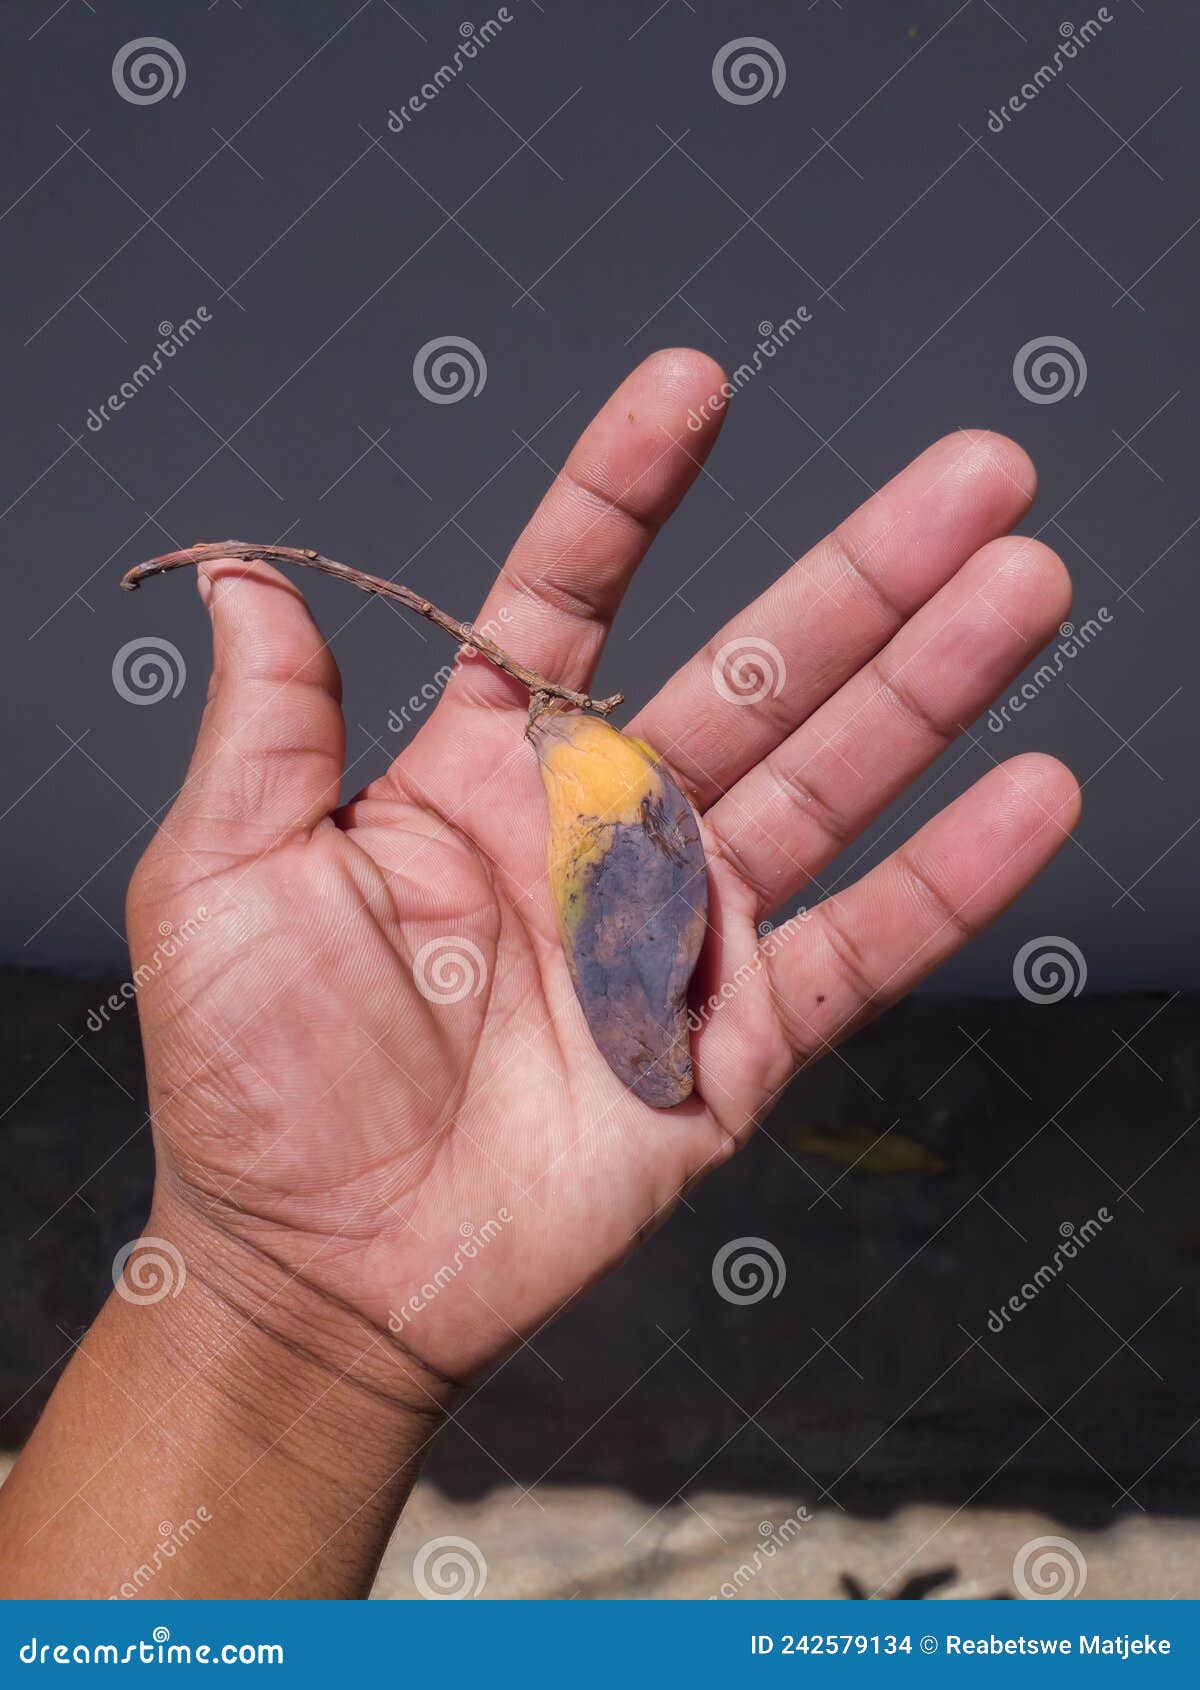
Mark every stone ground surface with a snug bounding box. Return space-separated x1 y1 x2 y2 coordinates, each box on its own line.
373 1481 1199 1601
4 969 1200 1599
0 1455 1192 1600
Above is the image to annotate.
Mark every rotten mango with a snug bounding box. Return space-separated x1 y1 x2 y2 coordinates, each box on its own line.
529 712 708 1108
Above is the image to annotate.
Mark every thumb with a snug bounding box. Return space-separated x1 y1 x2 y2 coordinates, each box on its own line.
167 555 344 853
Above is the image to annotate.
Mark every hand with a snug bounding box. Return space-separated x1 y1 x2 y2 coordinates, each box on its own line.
128 349 1079 1397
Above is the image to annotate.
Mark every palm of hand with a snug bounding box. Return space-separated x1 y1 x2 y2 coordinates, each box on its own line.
134 698 753 1384
128 350 1078 1386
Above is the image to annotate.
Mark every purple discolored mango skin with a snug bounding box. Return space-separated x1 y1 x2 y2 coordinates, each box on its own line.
529 712 708 1108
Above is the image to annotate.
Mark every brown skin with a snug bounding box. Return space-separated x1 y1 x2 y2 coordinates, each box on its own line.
0 351 1079 1597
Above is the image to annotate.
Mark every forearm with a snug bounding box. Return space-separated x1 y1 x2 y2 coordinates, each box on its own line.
0 1197 452 1599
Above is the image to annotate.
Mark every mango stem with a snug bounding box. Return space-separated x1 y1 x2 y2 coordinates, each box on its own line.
121 542 624 719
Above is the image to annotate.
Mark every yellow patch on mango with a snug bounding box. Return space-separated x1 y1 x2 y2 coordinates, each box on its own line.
536 715 665 937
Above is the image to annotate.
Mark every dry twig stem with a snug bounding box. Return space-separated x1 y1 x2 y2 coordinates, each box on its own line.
121 541 623 719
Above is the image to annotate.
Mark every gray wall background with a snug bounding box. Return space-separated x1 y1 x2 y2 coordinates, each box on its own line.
3 0 1197 992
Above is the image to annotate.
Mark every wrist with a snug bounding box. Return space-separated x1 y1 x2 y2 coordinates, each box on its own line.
153 1183 456 1404
0 1189 453 1598
97 1190 456 1595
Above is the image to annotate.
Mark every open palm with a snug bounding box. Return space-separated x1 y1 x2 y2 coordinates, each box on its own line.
128 350 1078 1394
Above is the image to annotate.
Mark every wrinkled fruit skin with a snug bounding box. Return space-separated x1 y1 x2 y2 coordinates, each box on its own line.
529 713 708 1108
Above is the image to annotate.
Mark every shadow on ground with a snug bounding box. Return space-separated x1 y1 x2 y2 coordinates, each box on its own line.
3 967 1197 1530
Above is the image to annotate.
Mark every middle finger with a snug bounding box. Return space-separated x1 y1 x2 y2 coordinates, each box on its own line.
630 430 1036 807
703 534 1072 916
